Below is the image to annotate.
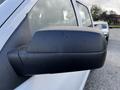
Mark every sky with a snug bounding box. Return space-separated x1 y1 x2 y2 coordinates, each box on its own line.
81 0 120 15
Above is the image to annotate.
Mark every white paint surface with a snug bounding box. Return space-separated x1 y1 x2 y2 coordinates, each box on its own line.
15 71 90 90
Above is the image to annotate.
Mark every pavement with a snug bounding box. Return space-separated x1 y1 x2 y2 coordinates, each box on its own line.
84 29 120 90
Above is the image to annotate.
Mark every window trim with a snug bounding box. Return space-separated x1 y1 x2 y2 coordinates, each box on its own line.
0 0 5 5
76 1 93 27
0 0 25 28
0 0 38 51
70 0 79 26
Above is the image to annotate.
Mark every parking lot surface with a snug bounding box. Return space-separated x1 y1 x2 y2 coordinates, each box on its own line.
84 29 120 90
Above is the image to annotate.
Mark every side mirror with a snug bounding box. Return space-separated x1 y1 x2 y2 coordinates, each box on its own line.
8 27 107 76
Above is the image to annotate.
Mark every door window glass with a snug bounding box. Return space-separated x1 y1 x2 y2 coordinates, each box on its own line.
28 0 77 31
77 3 92 27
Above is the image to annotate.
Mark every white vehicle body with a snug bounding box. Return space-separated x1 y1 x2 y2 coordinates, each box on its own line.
0 0 93 90
94 21 109 38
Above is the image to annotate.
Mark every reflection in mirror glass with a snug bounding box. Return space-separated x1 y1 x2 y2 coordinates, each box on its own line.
28 0 77 31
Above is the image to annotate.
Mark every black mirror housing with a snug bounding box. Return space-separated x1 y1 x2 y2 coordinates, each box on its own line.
8 27 107 76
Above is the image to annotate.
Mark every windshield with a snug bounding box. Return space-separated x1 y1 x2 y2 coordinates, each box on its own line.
94 24 107 29
28 0 77 30
101 24 107 29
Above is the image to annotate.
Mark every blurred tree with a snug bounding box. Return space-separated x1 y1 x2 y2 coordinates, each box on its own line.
91 5 103 21
109 10 117 15
99 11 107 20
91 5 120 25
